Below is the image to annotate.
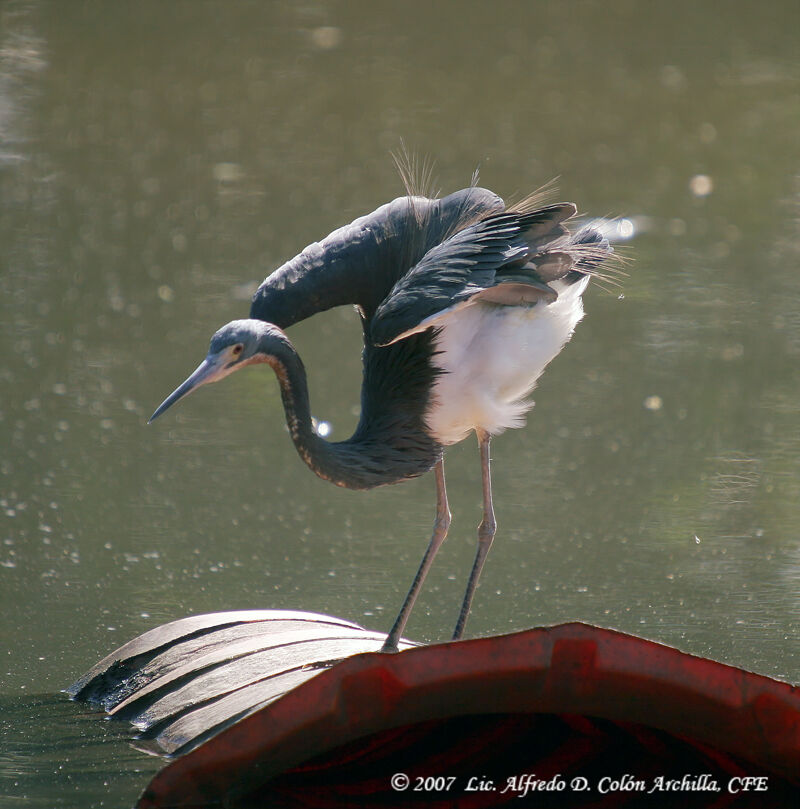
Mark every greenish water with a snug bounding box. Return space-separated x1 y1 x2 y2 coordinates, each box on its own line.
1 1 798 805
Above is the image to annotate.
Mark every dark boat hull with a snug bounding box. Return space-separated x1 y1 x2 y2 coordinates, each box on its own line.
67 612 800 807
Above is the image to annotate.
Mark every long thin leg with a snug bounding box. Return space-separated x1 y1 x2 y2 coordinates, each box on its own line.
453 429 496 640
381 459 451 653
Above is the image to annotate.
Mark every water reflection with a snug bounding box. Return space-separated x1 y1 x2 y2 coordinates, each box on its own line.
0 694 158 808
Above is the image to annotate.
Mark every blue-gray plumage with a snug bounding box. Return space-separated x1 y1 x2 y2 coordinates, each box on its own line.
150 182 614 652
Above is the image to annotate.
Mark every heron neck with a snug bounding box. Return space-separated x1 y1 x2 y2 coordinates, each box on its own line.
261 334 440 491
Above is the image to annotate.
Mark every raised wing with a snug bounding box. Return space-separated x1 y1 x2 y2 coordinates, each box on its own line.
369 203 592 347
249 187 504 329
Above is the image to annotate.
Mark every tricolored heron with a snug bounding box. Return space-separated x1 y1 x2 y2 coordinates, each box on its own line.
150 180 614 652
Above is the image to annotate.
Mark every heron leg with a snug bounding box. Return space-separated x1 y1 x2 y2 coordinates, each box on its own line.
381 459 450 653
453 429 496 640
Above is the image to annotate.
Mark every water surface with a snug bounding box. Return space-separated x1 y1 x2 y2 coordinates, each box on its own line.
1 1 798 805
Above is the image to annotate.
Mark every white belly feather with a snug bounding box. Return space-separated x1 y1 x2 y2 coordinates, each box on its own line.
425 276 589 445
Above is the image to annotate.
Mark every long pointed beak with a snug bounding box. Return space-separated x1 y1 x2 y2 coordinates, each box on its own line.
149 357 225 423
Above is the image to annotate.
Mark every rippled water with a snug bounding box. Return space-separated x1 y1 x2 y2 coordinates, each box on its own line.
1 1 798 805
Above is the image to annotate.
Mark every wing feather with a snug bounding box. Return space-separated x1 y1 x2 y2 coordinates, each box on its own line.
370 203 595 347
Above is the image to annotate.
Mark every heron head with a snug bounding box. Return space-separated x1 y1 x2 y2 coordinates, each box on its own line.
149 319 281 423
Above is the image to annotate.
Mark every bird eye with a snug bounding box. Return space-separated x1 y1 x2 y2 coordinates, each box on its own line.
232 344 243 357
